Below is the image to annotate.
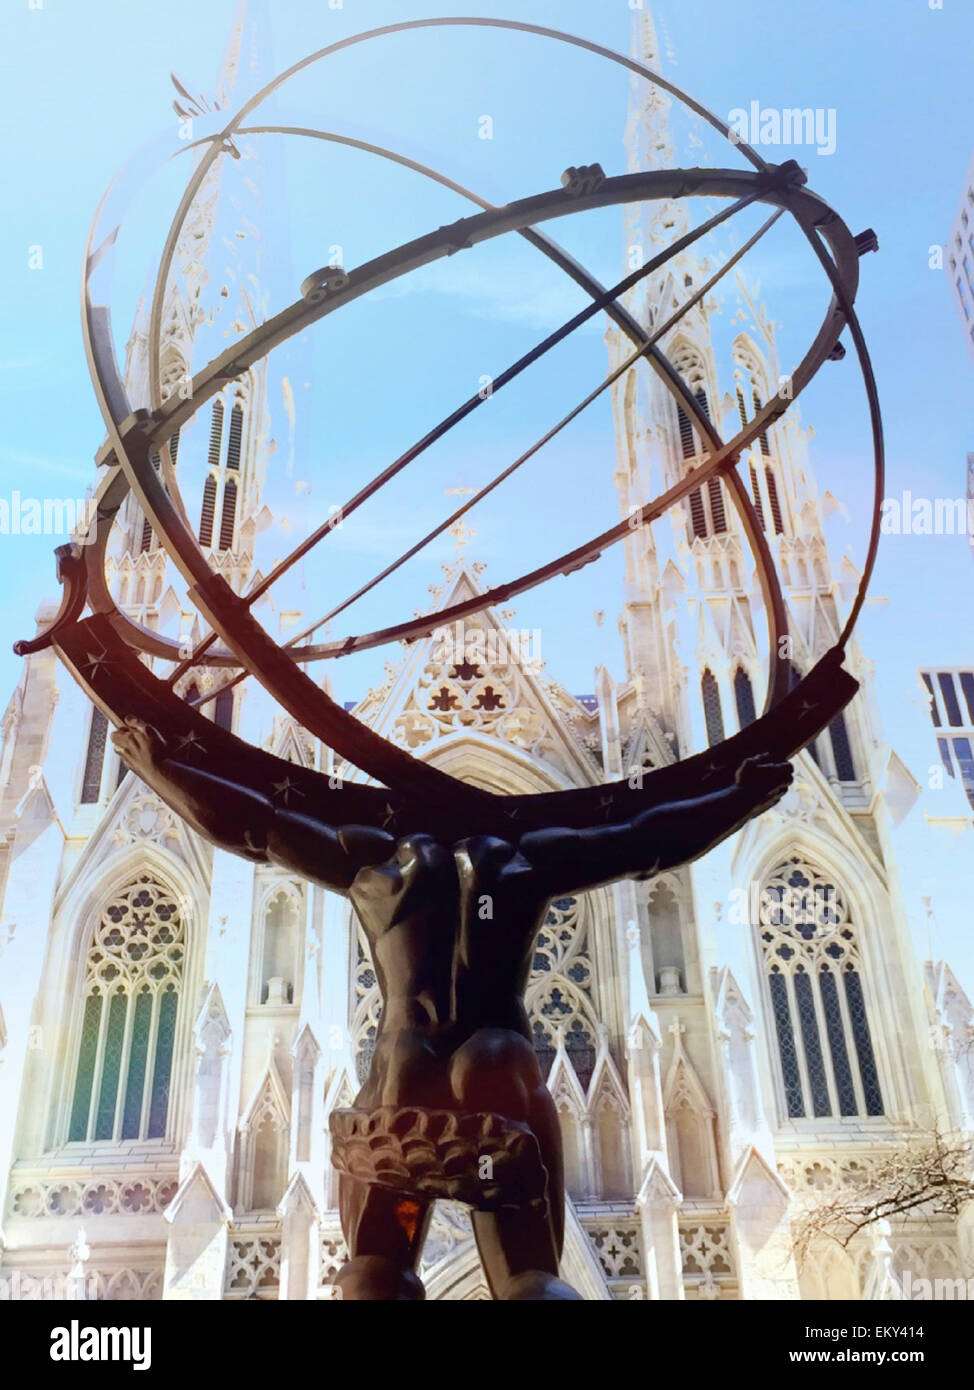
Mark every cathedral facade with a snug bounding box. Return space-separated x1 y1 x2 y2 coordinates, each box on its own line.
0 5 972 1302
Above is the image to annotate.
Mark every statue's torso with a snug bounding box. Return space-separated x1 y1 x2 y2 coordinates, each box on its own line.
348 833 548 1110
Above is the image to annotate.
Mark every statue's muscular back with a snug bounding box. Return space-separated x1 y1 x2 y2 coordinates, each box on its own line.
350 833 550 1118
110 717 792 1298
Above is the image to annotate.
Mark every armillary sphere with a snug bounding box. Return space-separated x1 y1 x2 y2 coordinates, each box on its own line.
19 19 883 837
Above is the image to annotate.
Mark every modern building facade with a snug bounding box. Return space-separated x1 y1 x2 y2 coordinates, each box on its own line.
0 4 972 1302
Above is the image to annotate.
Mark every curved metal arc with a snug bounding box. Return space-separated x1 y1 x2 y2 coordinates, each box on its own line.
281 441 777 662
119 170 793 639
293 209 787 647
93 166 855 699
66 35 872 806
799 229 884 646
80 125 776 678
174 210 787 708
146 166 821 450
237 189 767 611
86 161 857 695
143 15 772 433
122 165 846 666
168 186 765 681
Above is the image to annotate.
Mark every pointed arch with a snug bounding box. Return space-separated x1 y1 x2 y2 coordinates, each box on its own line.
701 669 725 747
663 1029 720 1200
526 895 599 1091
226 402 245 471
798 1242 861 1300
828 710 857 781
588 1042 633 1200
647 875 685 994
748 459 766 530
207 399 224 469
755 853 883 1120
765 465 784 533
547 1040 589 1201
670 339 712 462
255 880 303 1006
80 706 108 804
238 1066 291 1213
219 476 237 551
198 475 217 547
734 666 757 729
67 875 186 1143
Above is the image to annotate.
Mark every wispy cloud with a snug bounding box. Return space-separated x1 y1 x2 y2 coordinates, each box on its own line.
0 446 94 486
370 256 602 333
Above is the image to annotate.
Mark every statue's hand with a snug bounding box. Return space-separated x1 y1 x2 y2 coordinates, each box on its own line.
734 753 793 810
112 718 167 778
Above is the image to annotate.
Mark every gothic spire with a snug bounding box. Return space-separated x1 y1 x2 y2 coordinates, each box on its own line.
215 0 276 108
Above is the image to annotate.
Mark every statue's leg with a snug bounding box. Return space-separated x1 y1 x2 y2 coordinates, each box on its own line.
470 1208 582 1301
333 1175 432 1301
470 1076 582 1301
448 1026 581 1298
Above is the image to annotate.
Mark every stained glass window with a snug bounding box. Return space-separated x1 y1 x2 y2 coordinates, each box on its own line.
80 708 108 805
701 670 725 747
829 711 857 781
734 667 757 729
758 856 883 1120
794 969 830 1117
819 968 857 1116
67 878 184 1144
526 897 600 1090
768 969 804 1117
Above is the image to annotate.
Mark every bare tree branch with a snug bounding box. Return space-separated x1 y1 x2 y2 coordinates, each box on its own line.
792 1129 974 1268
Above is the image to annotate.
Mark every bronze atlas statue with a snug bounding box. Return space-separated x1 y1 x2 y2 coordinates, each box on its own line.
18 20 883 1300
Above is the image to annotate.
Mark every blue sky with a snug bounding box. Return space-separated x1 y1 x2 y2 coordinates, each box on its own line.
0 1 971 813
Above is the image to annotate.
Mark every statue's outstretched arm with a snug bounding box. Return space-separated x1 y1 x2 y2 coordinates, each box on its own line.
519 755 792 896
112 718 392 891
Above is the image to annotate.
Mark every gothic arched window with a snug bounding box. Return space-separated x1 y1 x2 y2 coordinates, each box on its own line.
207 400 224 469
688 486 708 539
138 433 178 556
829 711 857 782
707 476 727 533
226 403 244 471
677 404 696 460
526 897 598 1091
701 669 725 747
219 477 237 552
199 475 217 548
748 461 766 531
766 466 785 534
68 877 185 1143
80 707 108 805
758 856 883 1120
734 667 757 729
752 390 771 456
